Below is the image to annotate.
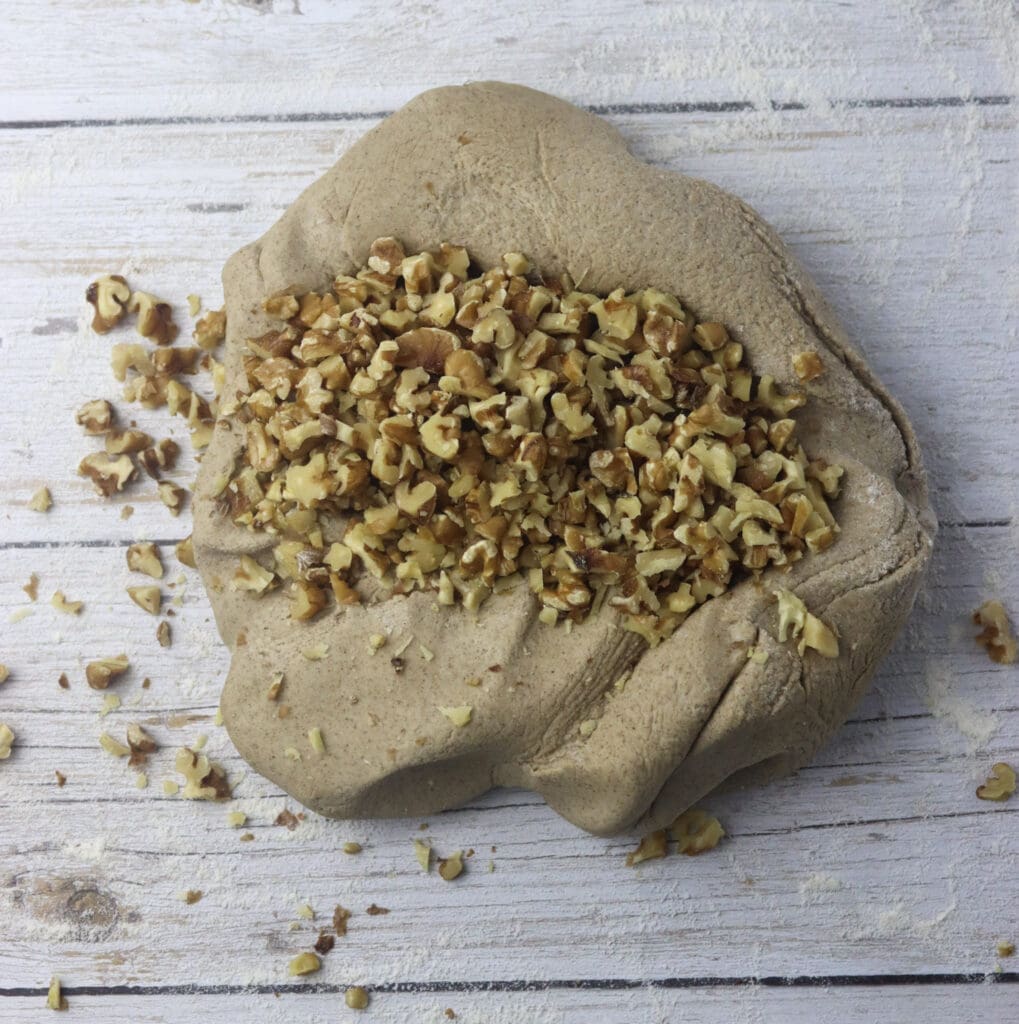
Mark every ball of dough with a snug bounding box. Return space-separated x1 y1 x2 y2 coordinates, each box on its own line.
193 83 934 836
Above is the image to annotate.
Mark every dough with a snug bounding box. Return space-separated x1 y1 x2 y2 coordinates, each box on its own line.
193 83 934 836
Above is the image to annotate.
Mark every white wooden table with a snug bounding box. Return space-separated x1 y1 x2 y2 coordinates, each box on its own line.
1 2 1016 1021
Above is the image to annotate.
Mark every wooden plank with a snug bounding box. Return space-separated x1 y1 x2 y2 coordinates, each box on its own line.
1 981 1017 1024
0 1 1014 122
1 106 1016 545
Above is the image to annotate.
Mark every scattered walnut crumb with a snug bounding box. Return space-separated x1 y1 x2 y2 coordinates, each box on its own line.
774 588 839 658
175 746 231 799
976 762 1016 802
99 694 121 717
182 890 203 905
626 829 668 866
419 644 435 662
465 676 481 687
345 987 369 1010
126 723 157 768
194 307 226 350
267 673 284 701
973 600 1017 664
342 841 362 855
140 438 181 479
157 620 172 647
314 931 335 955
276 809 300 831
176 536 197 568
187 294 202 317
227 811 247 828
239 832 255 842
105 427 152 455
142 676 151 689
277 705 291 720
20 574 37 601
99 732 130 758
163 779 180 796
58 673 69 690
302 643 329 661
135 773 148 789
158 482 188 516
296 903 314 920
46 974 68 1011
127 585 162 615
792 350 824 382
333 904 351 936
127 542 164 579
86 274 130 333
0 665 9 685
365 903 389 916
78 453 136 496
0 723 14 760
437 850 464 881
55 770 66 787
438 705 472 727
368 633 387 653
120 505 134 520
28 486 53 512
998 941 1015 958
86 655 129 690
50 591 84 615
444 1009 457 1020
414 838 432 872
128 291 178 345
671 808 726 855
288 952 320 977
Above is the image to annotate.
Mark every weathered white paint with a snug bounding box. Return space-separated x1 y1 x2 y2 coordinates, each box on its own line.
0 1 1016 1021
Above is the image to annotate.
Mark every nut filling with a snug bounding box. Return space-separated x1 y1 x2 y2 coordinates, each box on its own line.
217 240 844 645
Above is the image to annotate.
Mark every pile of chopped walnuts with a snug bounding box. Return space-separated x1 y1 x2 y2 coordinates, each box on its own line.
218 239 844 645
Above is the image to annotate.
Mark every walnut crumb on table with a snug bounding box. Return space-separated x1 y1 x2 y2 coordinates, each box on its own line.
976 762 1016 802
973 600 1017 664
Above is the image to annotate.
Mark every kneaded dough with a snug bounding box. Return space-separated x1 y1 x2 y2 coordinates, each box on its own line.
193 82 935 836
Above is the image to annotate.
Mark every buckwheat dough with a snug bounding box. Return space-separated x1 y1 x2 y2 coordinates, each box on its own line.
193 82 935 836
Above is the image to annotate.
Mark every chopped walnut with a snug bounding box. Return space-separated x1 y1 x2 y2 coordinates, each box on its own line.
288 952 321 977
99 732 130 757
0 665 8 684
175 746 231 799
792 351 824 382
670 808 725 854
414 838 432 872
156 620 172 647
86 655 129 690
976 762 1016 802
126 723 157 768
127 585 161 615
50 591 83 615
157 482 188 516
973 600 1017 664
194 308 227 350
333 904 351 936
128 291 178 345
314 932 335 955
176 536 197 569
998 941 1016 958
75 399 114 435
182 890 203 905
774 588 839 658
308 727 326 755
105 428 152 455
438 705 472 727
78 453 136 497
46 975 68 1011
28 486 53 512
86 274 130 333
345 987 369 1010
214 241 843 645
127 542 164 579
22 575 39 601
343 841 362 855
139 438 180 479
625 829 668 866
0 723 14 760
437 850 464 881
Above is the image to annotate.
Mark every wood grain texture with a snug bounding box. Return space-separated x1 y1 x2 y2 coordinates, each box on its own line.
1 1 1017 1022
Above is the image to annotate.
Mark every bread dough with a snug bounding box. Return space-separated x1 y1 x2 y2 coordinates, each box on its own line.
193 83 934 836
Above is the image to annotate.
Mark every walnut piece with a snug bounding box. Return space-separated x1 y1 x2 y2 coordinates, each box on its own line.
774 588 839 658
438 705 472 727
78 453 136 497
28 486 53 512
288 952 321 977
174 746 231 799
128 291 178 345
414 838 432 872
157 481 188 516
976 762 1016 802
0 723 14 760
194 308 227 350
86 655 129 690
437 850 464 881
670 808 725 854
127 585 161 615
625 829 668 866
973 600 1017 664
127 542 164 579
345 987 369 1010
75 399 114 435
86 274 130 333
217 241 844 646
792 351 824 382
50 591 84 615
46 975 68 1011
176 536 197 569
0 665 8 684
